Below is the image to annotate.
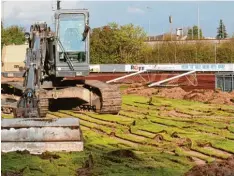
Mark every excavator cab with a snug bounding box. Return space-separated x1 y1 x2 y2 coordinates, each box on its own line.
55 10 90 77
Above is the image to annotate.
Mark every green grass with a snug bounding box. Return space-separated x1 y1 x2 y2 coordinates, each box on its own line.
1 114 14 118
229 125 234 133
2 94 234 176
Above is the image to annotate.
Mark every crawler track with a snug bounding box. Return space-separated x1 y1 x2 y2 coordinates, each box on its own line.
1 79 122 117
85 80 122 114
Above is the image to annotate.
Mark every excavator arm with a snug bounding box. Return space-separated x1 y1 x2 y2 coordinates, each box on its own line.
14 63 39 118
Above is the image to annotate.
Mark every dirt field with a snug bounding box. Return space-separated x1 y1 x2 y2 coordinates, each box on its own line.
123 84 234 105
1 91 234 176
68 72 216 91
185 156 234 176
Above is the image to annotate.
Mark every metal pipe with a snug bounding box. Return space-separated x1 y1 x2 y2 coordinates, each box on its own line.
148 70 196 87
106 70 147 83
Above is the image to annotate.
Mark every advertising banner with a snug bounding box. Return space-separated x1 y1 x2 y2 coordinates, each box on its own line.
89 65 100 72
125 64 234 72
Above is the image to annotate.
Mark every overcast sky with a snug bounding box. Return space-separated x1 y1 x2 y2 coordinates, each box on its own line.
2 1 234 37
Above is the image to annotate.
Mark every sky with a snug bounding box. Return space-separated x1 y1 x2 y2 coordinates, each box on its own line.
1 1 234 37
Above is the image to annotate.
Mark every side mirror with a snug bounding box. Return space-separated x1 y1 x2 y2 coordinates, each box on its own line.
82 24 90 41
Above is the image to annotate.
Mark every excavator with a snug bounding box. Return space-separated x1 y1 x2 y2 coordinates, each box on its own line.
1 1 122 154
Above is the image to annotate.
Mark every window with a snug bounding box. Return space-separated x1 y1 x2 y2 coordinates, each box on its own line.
58 13 86 52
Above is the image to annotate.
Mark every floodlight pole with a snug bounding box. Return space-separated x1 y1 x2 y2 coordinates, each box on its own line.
197 4 200 40
146 6 151 35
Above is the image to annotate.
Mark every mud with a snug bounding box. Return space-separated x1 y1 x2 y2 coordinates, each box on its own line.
123 86 234 105
107 149 138 159
2 172 23 176
185 156 234 176
161 109 192 118
157 87 187 99
76 154 94 176
38 152 60 160
123 87 159 97
76 168 92 176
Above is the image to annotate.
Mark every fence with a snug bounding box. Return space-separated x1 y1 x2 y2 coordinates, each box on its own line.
215 72 234 92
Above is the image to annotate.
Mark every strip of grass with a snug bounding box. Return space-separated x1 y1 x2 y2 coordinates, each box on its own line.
1 113 14 118
150 117 192 128
228 125 234 133
175 147 215 163
60 110 117 127
47 112 67 118
84 112 134 126
191 145 231 159
178 133 234 154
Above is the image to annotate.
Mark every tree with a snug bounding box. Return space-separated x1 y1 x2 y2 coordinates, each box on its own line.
1 25 25 46
90 23 147 64
187 25 203 40
216 19 228 39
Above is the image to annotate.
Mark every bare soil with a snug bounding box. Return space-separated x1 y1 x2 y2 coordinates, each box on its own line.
107 149 138 159
123 86 234 105
76 168 92 176
161 109 192 118
123 86 159 97
1 76 23 83
38 152 60 160
1 173 23 176
185 156 234 176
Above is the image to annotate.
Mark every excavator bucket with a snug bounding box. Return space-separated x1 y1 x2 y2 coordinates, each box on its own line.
1 117 83 154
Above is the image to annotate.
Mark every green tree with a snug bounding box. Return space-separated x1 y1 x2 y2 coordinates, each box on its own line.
90 23 147 64
216 19 228 39
187 25 203 40
1 25 25 46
